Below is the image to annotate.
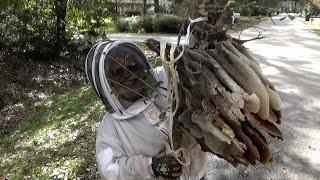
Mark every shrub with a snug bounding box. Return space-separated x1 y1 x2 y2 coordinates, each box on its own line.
139 16 153 33
115 18 129 32
115 16 140 32
152 14 182 33
125 11 141 17
115 14 182 33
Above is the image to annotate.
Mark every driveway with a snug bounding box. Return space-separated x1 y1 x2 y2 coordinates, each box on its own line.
206 14 320 180
108 33 184 44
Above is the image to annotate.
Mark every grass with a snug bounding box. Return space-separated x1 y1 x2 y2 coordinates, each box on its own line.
103 18 117 34
0 85 105 179
308 21 320 36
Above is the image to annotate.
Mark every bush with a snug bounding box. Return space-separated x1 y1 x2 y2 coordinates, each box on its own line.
115 14 182 33
125 11 141 16
115 16 140 32
152 14 182 33
1 0 118 55
115 18 129 32
139 16 153 33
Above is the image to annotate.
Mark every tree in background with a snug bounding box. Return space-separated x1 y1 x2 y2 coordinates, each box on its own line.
0 0 117 58
155 0 160 13
143 0 147 15
309 0 320 14
54 0 68 54
313 0 320 7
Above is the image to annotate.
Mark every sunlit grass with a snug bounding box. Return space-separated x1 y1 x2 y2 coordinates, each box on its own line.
308 22 320 36
103 18 117 33
0 85 105 179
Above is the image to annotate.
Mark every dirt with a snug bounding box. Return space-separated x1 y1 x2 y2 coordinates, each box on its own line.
0 48 87 135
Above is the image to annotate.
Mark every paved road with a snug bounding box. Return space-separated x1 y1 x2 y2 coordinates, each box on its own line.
109 33 186 44
205 15 320 180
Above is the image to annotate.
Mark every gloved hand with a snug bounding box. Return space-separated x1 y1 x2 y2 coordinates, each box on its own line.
151 155 182 179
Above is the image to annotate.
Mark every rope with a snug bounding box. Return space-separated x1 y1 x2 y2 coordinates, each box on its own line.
185 17 208 45
160 42 191 180
159 17 210 179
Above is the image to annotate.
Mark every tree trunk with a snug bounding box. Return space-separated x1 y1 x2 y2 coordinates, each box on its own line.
143 0 147 16
154 0 160 13
54 0 68 54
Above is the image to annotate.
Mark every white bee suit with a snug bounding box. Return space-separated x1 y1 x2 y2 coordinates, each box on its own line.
96 67 209 180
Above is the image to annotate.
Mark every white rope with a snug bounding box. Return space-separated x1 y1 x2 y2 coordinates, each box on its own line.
159 42 191 180
185 17 208 45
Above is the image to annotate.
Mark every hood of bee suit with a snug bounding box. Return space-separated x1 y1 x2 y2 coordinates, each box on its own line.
85 41 159 120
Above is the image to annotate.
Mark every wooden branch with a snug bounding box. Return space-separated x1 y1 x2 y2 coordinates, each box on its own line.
231 32 264 44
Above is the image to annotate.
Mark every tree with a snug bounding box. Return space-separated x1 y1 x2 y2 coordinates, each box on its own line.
143 0 147 15
154 0 160 13
54 0 68 54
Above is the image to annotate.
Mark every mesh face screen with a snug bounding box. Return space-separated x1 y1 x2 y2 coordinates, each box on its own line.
104 43 150 75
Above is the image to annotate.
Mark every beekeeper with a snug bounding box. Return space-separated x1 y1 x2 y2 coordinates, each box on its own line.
85 41 208 180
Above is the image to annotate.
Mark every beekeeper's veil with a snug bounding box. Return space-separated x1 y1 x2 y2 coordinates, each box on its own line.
85 41 161 120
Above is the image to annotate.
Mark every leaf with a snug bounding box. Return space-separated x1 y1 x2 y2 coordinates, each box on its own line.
77 44 88 51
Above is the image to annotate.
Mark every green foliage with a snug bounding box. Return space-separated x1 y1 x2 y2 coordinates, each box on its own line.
233 0 282 16
115 16 140 32
0 0 118 56
115 14 182 33
305 1 320 14
71 33 107 52
0 0 56 50
124 11 142 17
67 0 117 35
152 14 182 33
139 16 153 33
308 21 320 36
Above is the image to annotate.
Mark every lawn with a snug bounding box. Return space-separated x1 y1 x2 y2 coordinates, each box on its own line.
0 85 105 179
308 21 320 36
103 18 117 34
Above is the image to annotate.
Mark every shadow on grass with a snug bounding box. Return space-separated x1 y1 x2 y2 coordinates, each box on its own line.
311 29 320 36
0 85 106 179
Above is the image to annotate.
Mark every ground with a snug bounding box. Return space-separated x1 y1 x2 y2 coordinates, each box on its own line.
0 53 104 179
1 14 320 179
